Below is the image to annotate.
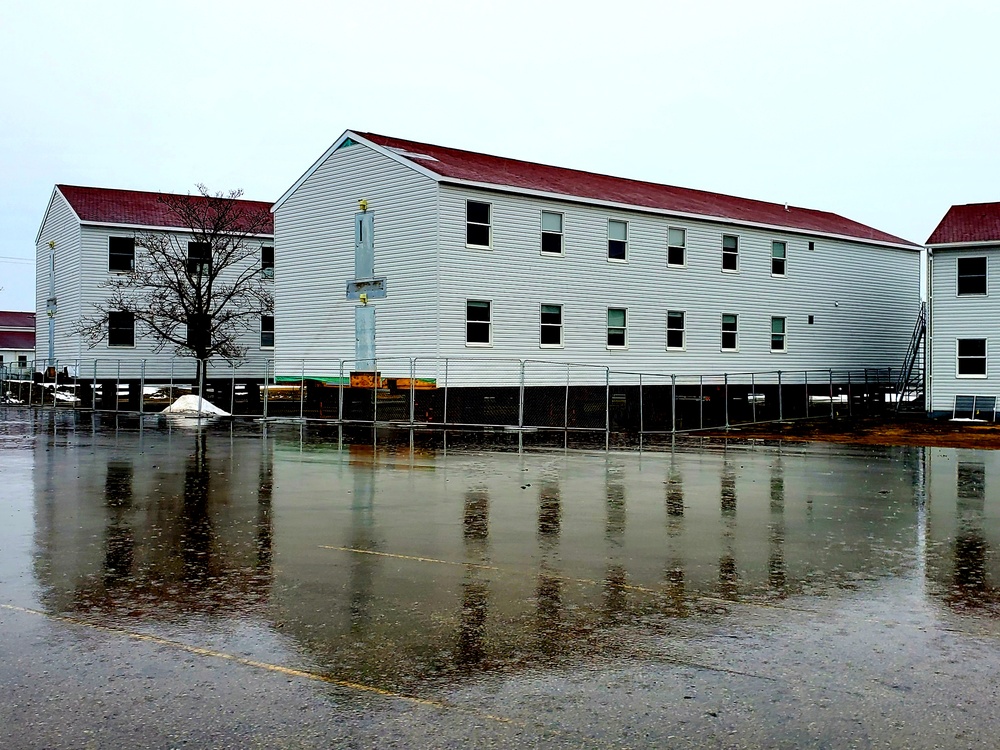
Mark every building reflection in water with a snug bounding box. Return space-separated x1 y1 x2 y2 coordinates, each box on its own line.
181 432 216 586
102 461 134 587
458 488 490 666
348 447 378 632
536 478 563 656
604 463 628 620
663 453 687 616
35 424 274 619
36 426 974 692
718 458 739 600
768 456 787 597
950 461 990 607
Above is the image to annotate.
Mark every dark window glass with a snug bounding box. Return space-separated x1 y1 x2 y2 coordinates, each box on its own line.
722 235 738 271
186 314 211 350
771 241 787 276
466 300 491 344
108 237 135 272
667 310 685 349
262 246 274 278
957 257 987 296
608 220 627 261
668 227 685 266
957 338 987 375
187 242 212 275
607 308 627 347
540 304 562 346
771 317 786 351
108 311 135 347
467 202 491 247
260 315 275 348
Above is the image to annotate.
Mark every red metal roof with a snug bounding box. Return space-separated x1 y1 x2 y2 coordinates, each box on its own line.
927 202 1000 246
0 331 34 350
355 132 916 247
57 185 274 234
0 311 35 329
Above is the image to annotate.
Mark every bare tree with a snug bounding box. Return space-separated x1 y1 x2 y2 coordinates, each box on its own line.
78 185 273 383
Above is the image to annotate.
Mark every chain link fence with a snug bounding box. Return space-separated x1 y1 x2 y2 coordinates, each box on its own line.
2 357 899 442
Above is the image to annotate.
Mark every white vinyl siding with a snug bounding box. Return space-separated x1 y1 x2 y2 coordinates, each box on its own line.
435 184 919 380
928 247 1000 414
274 141 439 378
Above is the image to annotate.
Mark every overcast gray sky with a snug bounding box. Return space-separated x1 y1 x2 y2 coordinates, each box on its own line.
2 0 998 314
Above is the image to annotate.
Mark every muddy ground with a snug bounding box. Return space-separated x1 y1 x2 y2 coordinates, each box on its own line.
703 415 1000 449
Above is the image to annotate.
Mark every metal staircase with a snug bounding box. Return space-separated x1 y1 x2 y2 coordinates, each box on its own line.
894 302 926 412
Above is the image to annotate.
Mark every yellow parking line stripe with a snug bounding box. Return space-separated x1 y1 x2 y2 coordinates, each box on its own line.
0 603 519 724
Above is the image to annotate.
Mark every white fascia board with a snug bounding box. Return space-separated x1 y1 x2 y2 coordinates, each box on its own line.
927 240 1000 250
35 186 81 245
79 220 273 239
439 178 922 252
271 130 444 213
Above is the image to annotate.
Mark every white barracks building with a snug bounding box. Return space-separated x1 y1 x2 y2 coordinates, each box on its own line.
272 130 922 386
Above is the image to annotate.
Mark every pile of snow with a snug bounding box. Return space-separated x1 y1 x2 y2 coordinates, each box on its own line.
160 395 230 416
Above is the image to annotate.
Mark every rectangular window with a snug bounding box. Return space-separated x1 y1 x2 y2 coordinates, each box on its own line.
957 257 987 296
541 211 563 255
262 246 274 279
666 310 685 350
722 234 739 271
185 314 210 350
721 313 738 351
17 354 26 367
771 316 786 352
957 338 987 377
261 315 275 348
466 201 491 248
540 304 563 346
667 227 686 267
108 311 135 348
607 308 627 347
608 220 627 261
187 241 212 275
466 300 492 345
108 236 135 272
771 241 787 276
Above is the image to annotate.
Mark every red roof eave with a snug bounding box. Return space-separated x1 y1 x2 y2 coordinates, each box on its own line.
354 131 918 249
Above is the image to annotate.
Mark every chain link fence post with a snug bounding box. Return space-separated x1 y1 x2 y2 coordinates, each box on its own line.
605 367 610 451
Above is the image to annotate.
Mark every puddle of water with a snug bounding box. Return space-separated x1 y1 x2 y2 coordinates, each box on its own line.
3 406 1000 694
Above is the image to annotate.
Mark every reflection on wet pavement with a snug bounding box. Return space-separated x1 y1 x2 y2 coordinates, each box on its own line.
4 407 1000 744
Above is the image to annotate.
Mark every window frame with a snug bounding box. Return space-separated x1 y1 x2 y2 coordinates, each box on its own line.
607 219 628 263
539 303 563 348
770 316 787 352
956 338 987 378
260 315 275 349
466 200 492 250
607 307 628 349
722 234 739 273
108 311 135 348
261 245 274 279
666 310 686 351
465 299 493 347
108 236 135 273
540 211 564 256
667 227 686 268
721 313 739 351
771 240 787 277
957 256 987 297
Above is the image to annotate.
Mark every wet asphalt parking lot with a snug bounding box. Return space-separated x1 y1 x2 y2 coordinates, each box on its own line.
2 407 1000 749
